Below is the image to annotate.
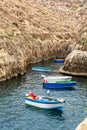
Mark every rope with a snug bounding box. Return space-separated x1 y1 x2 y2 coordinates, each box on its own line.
65 101 75 114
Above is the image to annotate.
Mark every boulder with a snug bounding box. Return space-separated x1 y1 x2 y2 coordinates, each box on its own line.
75 118 87 130
59 50 87 77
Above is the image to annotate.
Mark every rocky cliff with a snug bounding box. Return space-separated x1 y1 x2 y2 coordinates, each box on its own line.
59 50 87 76
0 0 87 81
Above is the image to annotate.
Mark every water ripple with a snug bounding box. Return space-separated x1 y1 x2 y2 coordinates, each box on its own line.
0 60 87 130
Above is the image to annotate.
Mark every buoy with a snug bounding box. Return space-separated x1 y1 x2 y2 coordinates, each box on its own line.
47 90 50 95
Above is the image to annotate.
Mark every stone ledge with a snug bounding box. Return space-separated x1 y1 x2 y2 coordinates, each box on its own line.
59 66 87 77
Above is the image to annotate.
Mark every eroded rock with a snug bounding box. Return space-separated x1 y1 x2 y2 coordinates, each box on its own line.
75 118 87 130
60 50 87 76
0 0 87 81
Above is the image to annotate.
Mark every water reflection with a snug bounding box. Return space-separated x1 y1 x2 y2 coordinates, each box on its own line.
25 104 64 120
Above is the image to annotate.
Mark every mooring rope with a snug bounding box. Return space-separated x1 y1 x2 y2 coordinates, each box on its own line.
65 101 75 114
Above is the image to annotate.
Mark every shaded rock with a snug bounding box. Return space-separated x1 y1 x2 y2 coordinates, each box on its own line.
59 50 87 77
75 118 87 130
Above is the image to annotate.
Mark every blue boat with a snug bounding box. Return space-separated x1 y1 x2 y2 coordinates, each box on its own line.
25 92 65 111
43 81 77 89
32 66 51 73
54 58 64 63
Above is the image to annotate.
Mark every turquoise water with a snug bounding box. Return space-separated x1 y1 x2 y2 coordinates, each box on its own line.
0 60 87 130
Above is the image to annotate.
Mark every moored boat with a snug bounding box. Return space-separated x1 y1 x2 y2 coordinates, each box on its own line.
54 58 64 63
25 92 65 111
43 81 77 89
41 75 72 83
32 66 51 73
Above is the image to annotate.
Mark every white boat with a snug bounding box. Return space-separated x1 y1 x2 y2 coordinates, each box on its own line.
41 75 72 83
25 92 65 111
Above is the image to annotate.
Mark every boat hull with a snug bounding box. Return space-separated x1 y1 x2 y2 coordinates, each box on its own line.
43 76 72 82
54 59 64 63
46 79 71 83
25 97 64 110
32 66 51 73
43 81 76 89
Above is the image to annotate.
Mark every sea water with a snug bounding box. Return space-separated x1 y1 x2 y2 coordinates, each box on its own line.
0 60 87 130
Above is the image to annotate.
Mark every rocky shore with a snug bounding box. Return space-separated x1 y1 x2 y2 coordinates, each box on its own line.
59 50 87 77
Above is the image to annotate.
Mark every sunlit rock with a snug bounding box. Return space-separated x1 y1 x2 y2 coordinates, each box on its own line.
60 50 87 76
75 118 87 130
0 0 87 81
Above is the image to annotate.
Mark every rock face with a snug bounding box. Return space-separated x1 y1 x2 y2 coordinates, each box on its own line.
0 0 87 81
75 118 87 130
59 50 87 76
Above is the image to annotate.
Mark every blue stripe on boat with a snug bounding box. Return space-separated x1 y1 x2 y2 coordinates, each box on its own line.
54 59 64 63
25 97 61 104
41 106 64 110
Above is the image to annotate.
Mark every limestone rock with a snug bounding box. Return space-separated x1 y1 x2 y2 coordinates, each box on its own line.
0 0 87 81
59 50 87 76
75 118 87 130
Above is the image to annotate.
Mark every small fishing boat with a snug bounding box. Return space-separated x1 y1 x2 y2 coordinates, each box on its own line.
41 75 72 82
32 66 51 73
43 81 77 89
25 92 65 111
54 58 64 63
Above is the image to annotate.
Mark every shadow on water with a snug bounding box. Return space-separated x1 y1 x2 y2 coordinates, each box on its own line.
25 104 63 118
43 87 76 91
0 75 28 99
73 77 87 88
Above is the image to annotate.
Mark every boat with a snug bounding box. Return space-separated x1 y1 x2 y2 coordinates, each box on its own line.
32 66 51 73
43 81 77 89
54 58 64 63
25 92 65 111
41 75 72 83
